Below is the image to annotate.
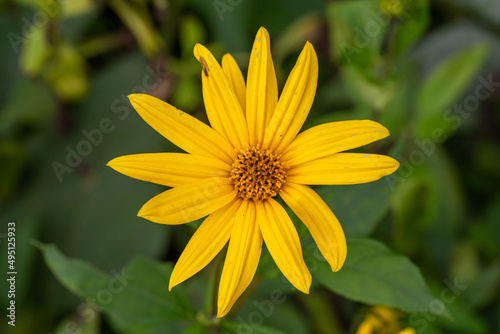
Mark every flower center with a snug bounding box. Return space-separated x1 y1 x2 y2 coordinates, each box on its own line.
230 147 287 201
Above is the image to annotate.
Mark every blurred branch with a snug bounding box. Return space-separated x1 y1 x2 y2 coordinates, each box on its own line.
109 0 164 58
78 30 135 58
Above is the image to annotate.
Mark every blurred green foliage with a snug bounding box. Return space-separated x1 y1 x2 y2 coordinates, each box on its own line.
1 0 500 333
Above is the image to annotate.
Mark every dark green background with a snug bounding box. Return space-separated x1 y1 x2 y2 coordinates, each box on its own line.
1 0 499 333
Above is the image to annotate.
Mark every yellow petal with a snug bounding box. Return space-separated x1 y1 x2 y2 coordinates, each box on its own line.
138 177 236 225
217 200 262 317
222 53 246 113
280 183 347 272
246 27 278 146
107 153 230 187
258 199 311 293
287 153 399 185
282 120 389 167
195 43 249 150
129 94 235 164
355 320 375 334
263 41 318 153
399 328 416 334
169 198 242 290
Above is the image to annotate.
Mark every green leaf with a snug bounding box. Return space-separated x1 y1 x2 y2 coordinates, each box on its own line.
314 238 449 318
52 50 173 272
182 323 205 334
415 43 490 138
390 0 430 57
233 286 310 334
52 307 100 334
428 280 487 334
423 147 465 235
0 52 173 319
462 257 500 309
35 242 195 333
342 66 397 112
326 0 385 68
315 179 393 237
392 176 434 254
19 24 51 76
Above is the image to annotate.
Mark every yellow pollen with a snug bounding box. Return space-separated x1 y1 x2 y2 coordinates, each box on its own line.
230 147 287 201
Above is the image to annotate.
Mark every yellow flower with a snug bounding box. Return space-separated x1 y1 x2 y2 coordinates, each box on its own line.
356 306 415 334
108 27 399 317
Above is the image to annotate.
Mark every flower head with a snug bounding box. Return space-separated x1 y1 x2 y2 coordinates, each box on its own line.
108 27 399 317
